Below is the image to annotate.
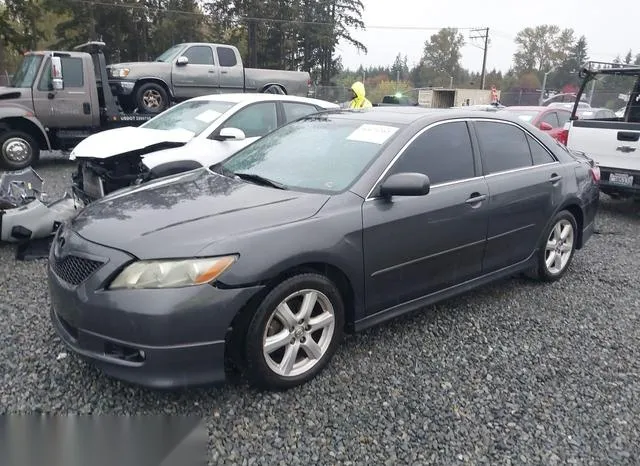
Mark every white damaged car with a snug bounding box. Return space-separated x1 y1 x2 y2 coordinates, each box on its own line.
70 93 338 203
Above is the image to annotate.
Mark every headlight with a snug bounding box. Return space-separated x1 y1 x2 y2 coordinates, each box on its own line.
108 255 238 290
109 67 130 78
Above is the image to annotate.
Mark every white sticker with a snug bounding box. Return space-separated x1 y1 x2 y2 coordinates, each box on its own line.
346 124 399 144
195 109 222 123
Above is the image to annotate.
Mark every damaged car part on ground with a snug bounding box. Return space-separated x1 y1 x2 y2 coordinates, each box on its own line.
47 107 600 391
0 167 83 259
69 93 339 204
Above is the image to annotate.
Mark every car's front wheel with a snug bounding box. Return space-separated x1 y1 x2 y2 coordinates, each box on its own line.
534 210 578 282
243 273 345 390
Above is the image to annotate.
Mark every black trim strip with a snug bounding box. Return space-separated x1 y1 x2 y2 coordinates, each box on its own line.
371 238 486 277
487 223 535 241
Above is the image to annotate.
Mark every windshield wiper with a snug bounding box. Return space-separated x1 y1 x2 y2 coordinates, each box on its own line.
233 172 287 190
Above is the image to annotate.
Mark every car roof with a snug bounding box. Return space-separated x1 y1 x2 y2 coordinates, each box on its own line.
188 93 339 108
312 106 525 126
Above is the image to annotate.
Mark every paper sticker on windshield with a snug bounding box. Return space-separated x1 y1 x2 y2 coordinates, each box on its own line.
195 110 222 123
346 124 399 144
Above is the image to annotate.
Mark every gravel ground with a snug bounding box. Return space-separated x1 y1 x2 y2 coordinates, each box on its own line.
2 154 640 464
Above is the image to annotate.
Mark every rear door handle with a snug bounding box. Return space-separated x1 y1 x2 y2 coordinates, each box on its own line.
465 193 487 205
550 174 563 183
617 131 640 142
219 70 227 74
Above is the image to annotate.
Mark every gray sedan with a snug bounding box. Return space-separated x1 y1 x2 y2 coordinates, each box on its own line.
47 107 600 390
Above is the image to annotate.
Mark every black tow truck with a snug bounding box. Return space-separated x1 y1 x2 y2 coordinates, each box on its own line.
0 41 155 169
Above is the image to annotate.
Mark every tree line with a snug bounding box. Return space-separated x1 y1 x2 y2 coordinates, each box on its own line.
0 0 365 84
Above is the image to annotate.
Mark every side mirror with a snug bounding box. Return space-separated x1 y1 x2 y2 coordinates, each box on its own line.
539 121 553 131
215 127 246 141
176 56 189 66
379 172 430 198
51 56 64 90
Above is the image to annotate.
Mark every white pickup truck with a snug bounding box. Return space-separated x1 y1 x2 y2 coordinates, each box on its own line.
566 61 640 199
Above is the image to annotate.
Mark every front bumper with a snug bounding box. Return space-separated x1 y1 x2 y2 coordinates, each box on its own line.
108 79 136 96
47 227 264 389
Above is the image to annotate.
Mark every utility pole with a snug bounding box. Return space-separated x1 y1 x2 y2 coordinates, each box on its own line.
470 28 489 90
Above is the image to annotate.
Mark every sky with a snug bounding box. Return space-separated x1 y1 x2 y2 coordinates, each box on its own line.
335 0 632 73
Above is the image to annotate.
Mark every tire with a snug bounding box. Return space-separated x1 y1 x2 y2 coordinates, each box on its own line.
532 210 578 282
242 273 345 390
262 84 286 95
0 130 40 170
135 82 169 114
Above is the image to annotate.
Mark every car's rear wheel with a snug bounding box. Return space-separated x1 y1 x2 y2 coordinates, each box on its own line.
243 273 344 390
533 210 578 282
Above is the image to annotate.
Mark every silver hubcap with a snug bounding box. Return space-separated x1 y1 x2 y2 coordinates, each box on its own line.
545 219 574 274
263 289 335 378
2 137 32 162
142 89 162 109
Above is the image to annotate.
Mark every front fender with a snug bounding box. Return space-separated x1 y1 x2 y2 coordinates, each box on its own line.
0 106 52 150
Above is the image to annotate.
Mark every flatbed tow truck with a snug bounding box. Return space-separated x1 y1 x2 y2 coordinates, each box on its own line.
0 41 155 169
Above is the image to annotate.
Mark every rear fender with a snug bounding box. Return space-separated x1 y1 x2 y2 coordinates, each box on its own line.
0 107 52 150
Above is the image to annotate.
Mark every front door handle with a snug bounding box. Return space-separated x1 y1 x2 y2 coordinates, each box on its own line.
550 174 563 183
465 193 487 205
219 70 227 74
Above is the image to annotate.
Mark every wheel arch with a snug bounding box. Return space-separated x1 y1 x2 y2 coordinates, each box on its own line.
260 83 287 95
133 78 174 100
0 116 50 153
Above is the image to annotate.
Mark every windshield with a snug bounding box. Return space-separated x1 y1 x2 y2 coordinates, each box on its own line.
220 116 401 193
500 110 540 122
155 44 184 63
11 54 43 88
141 100 235 135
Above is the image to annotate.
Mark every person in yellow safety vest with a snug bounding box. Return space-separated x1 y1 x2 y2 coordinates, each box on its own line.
348 81 373 109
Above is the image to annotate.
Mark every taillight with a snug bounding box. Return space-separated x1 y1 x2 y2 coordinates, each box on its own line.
557 129 569 145
590 165 601 183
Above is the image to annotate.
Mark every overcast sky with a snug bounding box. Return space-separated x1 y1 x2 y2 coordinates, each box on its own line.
336 0 631 73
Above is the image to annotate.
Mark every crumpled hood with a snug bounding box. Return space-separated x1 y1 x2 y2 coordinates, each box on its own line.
70 168 330 258
70 126 194 160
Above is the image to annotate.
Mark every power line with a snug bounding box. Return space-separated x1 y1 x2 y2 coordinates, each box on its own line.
64 0 486 31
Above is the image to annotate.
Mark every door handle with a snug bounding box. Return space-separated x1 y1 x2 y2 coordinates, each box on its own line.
218 70 226 74
465 193 487 205
617 131 640 142
549 174 563 183
83 102 91 114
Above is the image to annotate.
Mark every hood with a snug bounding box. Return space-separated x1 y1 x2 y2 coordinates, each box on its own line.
351 81 366 100
108 61 171 78
70 126 194 160
70 168 330 258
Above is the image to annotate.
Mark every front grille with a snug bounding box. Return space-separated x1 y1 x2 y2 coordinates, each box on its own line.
52 255 104 286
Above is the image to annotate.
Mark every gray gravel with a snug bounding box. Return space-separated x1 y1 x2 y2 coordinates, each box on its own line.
2 155 640 464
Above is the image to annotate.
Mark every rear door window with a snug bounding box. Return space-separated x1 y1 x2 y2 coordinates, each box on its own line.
475 121 533 174
283 102 319 123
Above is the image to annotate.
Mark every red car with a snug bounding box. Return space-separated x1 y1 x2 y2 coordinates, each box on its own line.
498 106 571 145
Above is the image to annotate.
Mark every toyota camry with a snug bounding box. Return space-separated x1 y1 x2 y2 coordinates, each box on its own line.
47 107 600 390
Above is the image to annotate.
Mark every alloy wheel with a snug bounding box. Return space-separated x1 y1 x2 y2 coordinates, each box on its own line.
545 219 574 275
262 289 336 378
